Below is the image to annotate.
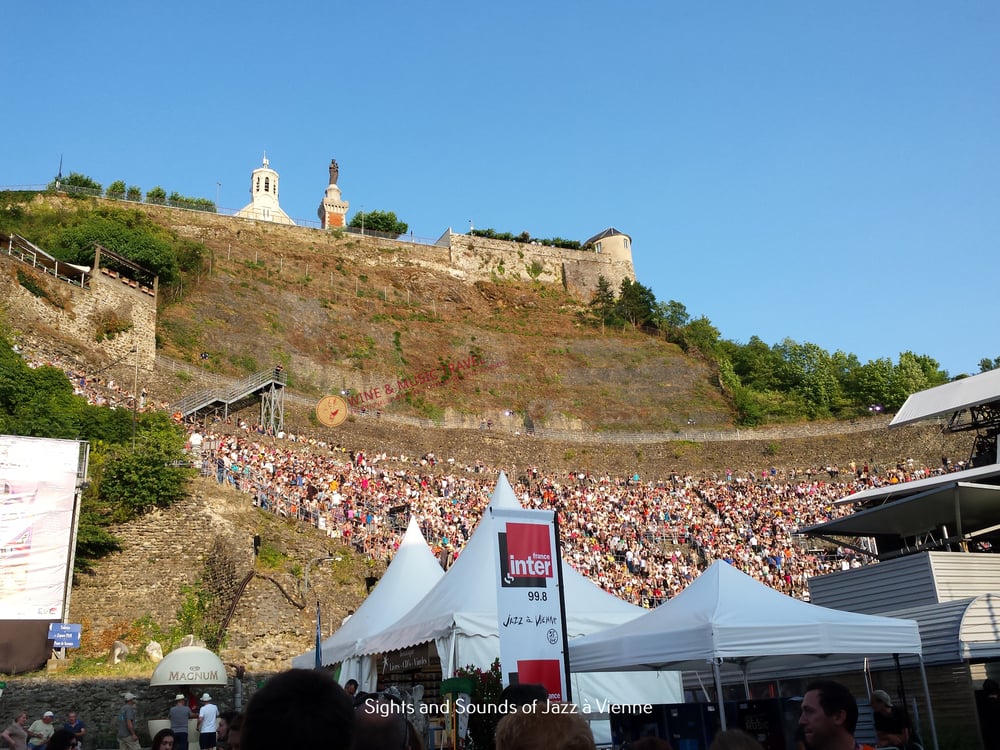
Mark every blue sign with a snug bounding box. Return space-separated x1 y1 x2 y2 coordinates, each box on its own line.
48 623 82 649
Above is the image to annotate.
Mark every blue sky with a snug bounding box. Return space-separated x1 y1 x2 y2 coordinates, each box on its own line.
4 2 998 376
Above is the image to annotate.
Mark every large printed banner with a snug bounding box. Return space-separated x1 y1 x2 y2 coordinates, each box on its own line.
492 507 569 702
0 436 80 619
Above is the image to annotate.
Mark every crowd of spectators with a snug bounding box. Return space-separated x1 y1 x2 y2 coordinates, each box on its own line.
189 421 962 607
18 345 969 607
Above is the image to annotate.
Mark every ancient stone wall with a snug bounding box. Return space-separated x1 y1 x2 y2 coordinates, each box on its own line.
0 255 156 369
447 233 635 297
119 200 635 299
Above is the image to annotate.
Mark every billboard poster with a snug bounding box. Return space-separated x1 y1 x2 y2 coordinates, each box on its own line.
0 436 81 620
492 507 570 702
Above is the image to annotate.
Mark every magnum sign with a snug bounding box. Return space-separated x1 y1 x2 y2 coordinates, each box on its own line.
167 668 223 682
150 646 229 686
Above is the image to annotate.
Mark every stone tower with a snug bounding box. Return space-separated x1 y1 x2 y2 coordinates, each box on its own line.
318 158 349 229
234 153 295 225
582 227 633 263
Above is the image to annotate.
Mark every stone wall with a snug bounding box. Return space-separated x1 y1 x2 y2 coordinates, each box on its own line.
447 233 635 297
0 255 156 369
0 676 250 750
117 200 635 299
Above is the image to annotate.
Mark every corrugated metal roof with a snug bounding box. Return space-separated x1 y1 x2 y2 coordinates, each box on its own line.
808 554 938 614
891 367 1000 427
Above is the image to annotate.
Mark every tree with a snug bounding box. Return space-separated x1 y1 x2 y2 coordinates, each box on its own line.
126 185 142 201
615 278 657 329
587 275 618 327
657 300 690 330
682 316 721 357
53 172 102 193
348 209 408 235
106 180 127 200
146 186 167 205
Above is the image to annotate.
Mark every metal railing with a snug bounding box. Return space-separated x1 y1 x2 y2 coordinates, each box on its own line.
1 185 445 246
2 233 91 288
170 368 285 416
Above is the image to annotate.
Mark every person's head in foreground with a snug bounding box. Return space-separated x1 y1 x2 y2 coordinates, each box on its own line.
494 705 595 750
798 680 860 750
242 669 354 750
151 728 175 750
499 684 549 712
351 692 422 750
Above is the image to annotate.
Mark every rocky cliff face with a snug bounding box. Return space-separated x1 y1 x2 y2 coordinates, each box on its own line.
70 474 371 674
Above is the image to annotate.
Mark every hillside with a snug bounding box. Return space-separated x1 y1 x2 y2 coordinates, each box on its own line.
124 199 732 431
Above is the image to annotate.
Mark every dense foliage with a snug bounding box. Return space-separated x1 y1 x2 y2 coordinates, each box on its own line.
584 275 952 425
454 658 503 750
470 227 581 250
0 331 192 572
349 209 409 235
0 193 206 298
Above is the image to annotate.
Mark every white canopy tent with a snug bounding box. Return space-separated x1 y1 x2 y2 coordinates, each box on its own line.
568 561 938 748
356 473 682 712
291 516 445 686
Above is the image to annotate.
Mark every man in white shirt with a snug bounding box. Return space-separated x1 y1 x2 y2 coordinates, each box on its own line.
198 693 219 750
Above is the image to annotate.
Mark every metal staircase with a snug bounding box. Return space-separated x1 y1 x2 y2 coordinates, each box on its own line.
171 368 287 431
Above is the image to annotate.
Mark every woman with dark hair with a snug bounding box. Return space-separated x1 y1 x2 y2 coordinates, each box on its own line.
151 728 175 750
44 730 78 750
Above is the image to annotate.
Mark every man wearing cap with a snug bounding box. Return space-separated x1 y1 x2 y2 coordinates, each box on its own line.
198 693 219 750
871 689 917 747
170 694 192 750
26 712 55 750
117 693 139 750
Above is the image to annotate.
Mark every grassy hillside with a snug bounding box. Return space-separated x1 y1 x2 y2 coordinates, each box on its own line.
140 202 736 431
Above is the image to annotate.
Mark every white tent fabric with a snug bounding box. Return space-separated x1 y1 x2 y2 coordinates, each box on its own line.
291 516 445 686
356 472 682 707
569 560 922 672
568 560 938 747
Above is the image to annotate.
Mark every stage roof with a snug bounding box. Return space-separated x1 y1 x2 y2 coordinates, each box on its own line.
891 367 1000 427
802 480 1000 540
833 463 1000 506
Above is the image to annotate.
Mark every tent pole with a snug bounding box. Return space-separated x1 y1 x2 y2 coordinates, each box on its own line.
742 664 750 700
917 655 939 750
713 660 727 730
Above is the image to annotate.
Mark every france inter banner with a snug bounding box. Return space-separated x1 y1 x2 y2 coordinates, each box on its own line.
491 507 571 703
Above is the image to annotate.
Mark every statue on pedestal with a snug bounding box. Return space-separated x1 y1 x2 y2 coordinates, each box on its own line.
328 159 339 186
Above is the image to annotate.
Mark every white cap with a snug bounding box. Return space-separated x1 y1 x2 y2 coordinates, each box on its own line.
124 692 137 702
200 693 212 702
175 694 186 701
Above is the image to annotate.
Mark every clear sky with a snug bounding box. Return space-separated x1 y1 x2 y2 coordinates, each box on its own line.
4 2 997 376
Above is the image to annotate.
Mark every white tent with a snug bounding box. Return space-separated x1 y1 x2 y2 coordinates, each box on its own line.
568 561 938 747
356 473 682 711
291 516 445 686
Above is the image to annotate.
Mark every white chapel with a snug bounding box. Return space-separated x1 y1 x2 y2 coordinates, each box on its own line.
234 153 295 225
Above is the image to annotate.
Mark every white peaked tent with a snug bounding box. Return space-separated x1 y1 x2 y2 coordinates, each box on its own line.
356 472 682 708
291 516 445 687
568 561 938 747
